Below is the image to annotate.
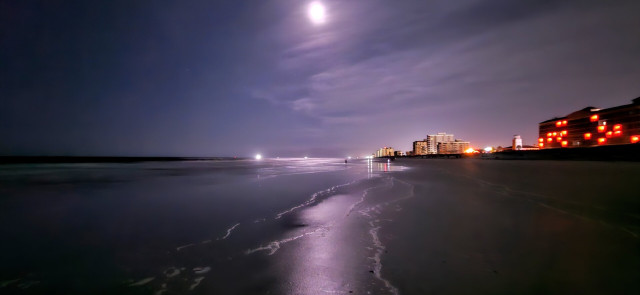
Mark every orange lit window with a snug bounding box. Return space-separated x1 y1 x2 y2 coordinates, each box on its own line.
631 136 640 143
546 132 552 137
562 120 568 126
552 132 557 136
584 133 592 140
613 124 622 131
561 141 568 147
606 131 613 138
597 125 606 133
561 130 568 136
598 138 606 145
556 121 562 127
538 138 544 143
539 143 544 148
614 130 622 136
590 114 599 122
547 138 553 143
556 137 562 142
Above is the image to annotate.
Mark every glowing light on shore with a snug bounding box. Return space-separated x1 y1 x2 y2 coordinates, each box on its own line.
255 154 262 160
484 147 493 152
308 2 326 24
464 148 476 154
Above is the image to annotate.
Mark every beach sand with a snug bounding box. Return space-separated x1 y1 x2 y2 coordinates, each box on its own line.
263 159 639 294
1 158 638 294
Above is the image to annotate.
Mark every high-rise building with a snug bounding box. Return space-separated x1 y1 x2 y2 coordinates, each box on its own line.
375 147 394 157
413 141 428 155
437 140 470 154
426 132 455 154
538 97 640 148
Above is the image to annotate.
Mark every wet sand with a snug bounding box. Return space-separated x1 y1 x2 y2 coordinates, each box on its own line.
263 159 639 294
1 159 638 294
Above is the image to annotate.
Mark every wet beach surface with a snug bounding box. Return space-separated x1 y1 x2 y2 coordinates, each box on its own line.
0 158 638 294
378 159 640 295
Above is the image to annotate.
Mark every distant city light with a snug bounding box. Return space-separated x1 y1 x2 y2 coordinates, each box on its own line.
304 156 308 159
464 148 476 154
255 154 262 160
484 147 493 152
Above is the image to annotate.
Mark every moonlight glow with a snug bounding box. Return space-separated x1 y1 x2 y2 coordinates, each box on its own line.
308 2 326 24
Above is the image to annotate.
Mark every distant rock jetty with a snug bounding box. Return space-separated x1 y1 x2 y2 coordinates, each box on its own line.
0 156 246 165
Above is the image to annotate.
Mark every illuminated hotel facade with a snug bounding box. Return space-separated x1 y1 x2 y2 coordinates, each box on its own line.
437 140 470 154
538 97 640 149
375 147 395 157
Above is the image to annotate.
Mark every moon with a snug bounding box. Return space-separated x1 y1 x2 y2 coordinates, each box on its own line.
308 2 326 25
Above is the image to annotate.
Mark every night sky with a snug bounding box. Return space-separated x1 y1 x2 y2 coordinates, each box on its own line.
2 0 640 157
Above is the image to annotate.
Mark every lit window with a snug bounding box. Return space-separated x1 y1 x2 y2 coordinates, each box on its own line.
561 130 568 136
590 114 598 122
613 124 622 131
552 132 557 136
632 136 640 143
539 143 544 148
562 120 568 126
584 133 592 140
538 138 544 143
547 138 553 143
547 132 552 137
598 138 606 145
597 125 606 133
605 131 613 138
561 141 568 147
556 137 562 142
614 130 622 136
556 121 562 127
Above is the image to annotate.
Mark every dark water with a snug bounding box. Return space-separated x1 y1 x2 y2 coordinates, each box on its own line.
1 158 638 294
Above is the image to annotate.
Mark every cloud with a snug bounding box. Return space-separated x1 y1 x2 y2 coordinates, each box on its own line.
252 0 640 149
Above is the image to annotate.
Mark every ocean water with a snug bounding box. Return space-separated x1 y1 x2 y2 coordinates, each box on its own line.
0 158 404 294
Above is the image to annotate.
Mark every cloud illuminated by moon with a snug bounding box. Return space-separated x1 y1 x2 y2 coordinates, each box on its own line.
308 2 326 25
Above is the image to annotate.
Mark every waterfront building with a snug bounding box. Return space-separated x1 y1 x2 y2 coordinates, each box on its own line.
437 140 470 154
375 147 394 157
426 132 455 154
538 97 640 148
512 135 523 150
413 141 428 155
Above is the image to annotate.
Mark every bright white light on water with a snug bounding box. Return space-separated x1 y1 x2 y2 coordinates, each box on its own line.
308 2 326 24
255 154 262 160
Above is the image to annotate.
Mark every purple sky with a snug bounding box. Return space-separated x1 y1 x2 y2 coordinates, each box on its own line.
2 0 640 157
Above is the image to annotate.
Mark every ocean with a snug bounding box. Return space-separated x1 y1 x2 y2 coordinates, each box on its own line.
0 158 638 294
